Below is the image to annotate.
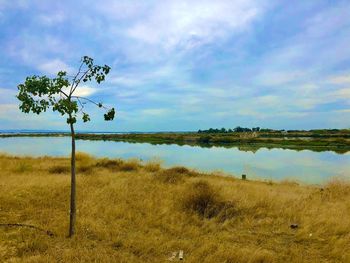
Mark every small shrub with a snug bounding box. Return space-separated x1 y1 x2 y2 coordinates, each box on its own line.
16 239 49 256
198 135 211 143
95 159 122 169
77 165 94 174
144 161 161 172
95 158 140 172
280 179 299 186
181 180 237 221
49 165 70 174
112 240 123 250
14 162 33 173
322 179 350 200
155 166 198 184
75 152 94 162
155 170 184 184
119 159 140 171
167 166 192 175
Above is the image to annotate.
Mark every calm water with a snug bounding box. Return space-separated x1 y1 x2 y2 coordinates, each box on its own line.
0 137 349 184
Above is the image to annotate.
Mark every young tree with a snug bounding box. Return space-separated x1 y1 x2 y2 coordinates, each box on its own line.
16 56 115 237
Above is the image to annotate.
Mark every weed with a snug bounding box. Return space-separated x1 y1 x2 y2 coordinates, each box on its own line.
95 158 140 172
48 165 70 174
119 159 141 171
181 180 237 221
77 165 94 174
154 166 198 184
14 162 33 173
143 160 161 172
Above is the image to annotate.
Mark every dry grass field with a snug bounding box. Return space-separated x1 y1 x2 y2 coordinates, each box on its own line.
0 153 349 262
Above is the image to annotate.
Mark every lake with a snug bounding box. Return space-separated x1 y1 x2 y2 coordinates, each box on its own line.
0 137 349 184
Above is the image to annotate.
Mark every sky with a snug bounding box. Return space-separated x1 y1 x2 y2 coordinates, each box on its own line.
0 0 350 132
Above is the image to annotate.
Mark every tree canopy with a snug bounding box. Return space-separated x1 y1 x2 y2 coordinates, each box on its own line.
17 56 115 124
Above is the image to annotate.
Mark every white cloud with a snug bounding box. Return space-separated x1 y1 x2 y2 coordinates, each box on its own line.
74 85 99 97
141 108 171 116
38 59 72 75
0 103 67 130
254 2 350 87
0 0 28 10
237 107 309 119
256 71 305 86
109 76 144 87
0 88 17 104
0 104 17 117
297 84 319 93
256 95 281 105
38 12 66 25
331 88 350 99
61 85 98 97
335 109 350 113
107 63 181 88
126 0 262 51
0 103 30 126
304 2 350 39
7 35 73 74
95 0 150 20
328 73 350 85
294 98 321 110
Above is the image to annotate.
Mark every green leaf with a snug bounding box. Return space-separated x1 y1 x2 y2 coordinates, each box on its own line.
82 113 91 122
104 108 115 121
67 116 77 124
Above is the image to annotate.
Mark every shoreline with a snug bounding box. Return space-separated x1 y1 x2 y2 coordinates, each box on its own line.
0 153 339 186
1 132 350 153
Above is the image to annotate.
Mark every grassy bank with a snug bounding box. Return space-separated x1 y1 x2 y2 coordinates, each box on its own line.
0 154 349 262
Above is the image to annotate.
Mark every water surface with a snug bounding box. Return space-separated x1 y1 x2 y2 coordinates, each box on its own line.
1 137 349 184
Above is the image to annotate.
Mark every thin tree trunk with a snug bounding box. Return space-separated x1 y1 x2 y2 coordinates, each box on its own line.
68 119 76 237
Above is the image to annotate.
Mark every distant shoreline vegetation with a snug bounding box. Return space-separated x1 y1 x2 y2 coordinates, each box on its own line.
198 126 350 134
198 126 261 133
1 128 350 154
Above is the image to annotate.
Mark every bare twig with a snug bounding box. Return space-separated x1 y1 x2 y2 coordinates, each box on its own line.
71 96 109 110
76 97 85 109
71 69 91 95
69 61 86 95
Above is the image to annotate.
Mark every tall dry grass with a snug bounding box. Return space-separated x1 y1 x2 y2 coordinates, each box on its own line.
0 154 349 262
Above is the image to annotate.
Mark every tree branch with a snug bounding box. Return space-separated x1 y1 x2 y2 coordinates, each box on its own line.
71 96 108 110
71 69 91 96
76 97 85 114
59 89 69 98
69 61 86 95
76 97 84 108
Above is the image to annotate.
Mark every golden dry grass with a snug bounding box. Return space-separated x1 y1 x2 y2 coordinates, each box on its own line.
0 153 349 262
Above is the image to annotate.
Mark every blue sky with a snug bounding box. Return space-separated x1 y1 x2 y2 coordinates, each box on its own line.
0 0 350 131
